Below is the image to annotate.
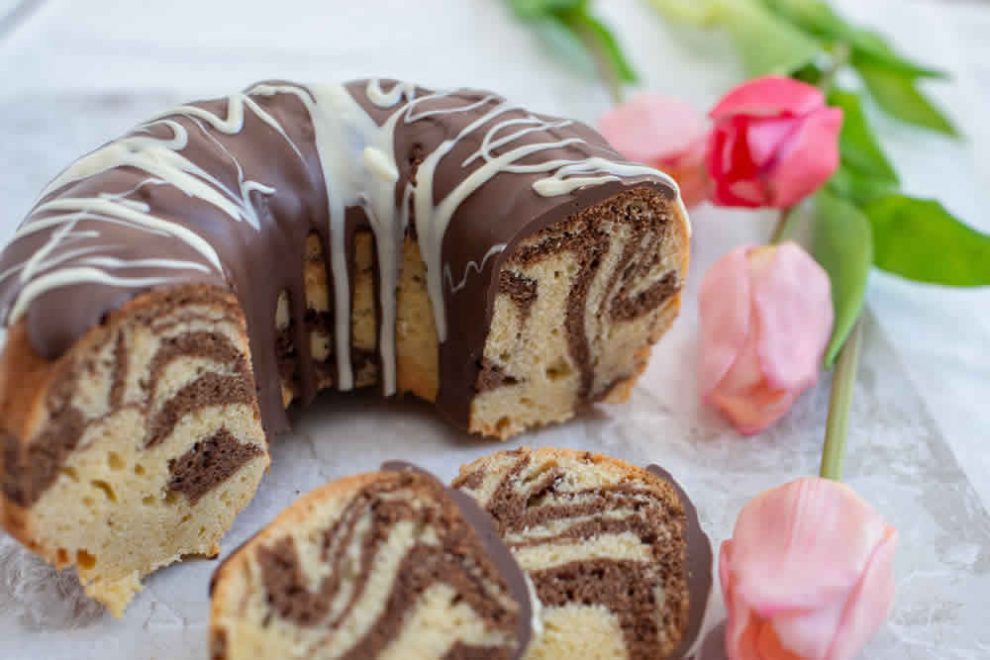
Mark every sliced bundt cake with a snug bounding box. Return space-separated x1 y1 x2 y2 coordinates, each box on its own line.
0 80 689 613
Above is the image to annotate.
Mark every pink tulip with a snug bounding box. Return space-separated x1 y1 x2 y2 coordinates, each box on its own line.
720 477 898 660
707 76 843 208
699 243 832 434
599 92 711 206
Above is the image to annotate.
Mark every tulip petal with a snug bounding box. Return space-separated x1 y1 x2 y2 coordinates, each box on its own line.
719 540 734 609
708 120 769 208
745 117 801 169
598 93 709 165
707 77 841 209
665 154 711 207
767 107 844 208
721 480 898 660
710 75 826 121
699 244 830 435
826 528 898 660
725 180 768 207
724 540 807 660
599 93 712 207
730 478 890 613
699 246 754 397
767 527 897 660
751 242 833 391
770 594 848 658
757 621 804 660
721 540 755 660
660 133 712 207
706 366 801 435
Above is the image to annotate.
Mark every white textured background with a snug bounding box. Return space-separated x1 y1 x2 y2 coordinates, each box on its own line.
0 1 987 658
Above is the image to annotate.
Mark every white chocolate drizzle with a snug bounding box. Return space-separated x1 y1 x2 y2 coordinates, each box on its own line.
2 79 684 400
365 79 418 109
445 244 506 295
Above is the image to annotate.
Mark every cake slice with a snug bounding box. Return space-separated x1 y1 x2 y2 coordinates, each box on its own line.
0 286 270 617
453 448 712 660
209 463 533 660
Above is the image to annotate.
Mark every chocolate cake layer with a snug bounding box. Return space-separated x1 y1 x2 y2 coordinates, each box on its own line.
167 428 263 505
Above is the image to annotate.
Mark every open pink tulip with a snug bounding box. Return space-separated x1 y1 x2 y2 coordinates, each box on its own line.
599 93 711 206
707 76 843 208
720 477 898 660
699 243 832 434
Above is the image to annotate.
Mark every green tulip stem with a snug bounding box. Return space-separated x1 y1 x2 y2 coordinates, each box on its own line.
591 44 625 104
770 207 800 244
812 39 858 482
601 62 625 105
819 43 851 92
820 318 863 481
567 15 625 104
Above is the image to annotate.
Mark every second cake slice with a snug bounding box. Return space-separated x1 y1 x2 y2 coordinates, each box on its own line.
454 447 712 660
210 465 533 659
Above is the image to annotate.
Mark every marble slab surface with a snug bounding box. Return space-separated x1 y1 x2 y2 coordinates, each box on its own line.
0 91 988 660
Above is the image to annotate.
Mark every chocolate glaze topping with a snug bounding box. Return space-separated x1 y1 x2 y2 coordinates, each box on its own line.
647 464 714 660
0 79 681 434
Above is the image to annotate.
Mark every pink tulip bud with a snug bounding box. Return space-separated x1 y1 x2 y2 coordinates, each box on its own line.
720 477 898 660
699 243 833 434
707 76 843 208
598 92 711 207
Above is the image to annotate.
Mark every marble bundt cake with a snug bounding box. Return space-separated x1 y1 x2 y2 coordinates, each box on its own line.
0 79 689 614
454 447 712 659
209 463 534 660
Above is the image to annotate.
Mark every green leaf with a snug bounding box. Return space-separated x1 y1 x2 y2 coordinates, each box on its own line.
719 0 823 76
761 0 846 37
828 89 898 184
814 190 874 367
647 0 725 27
509 2 639 87
855 61 959 136
849 29 946 80
567 11 638 83
863 195 990 286
760 0 946 79
527 15 598 79
824 90 900 205
791 61 826 86
826 166 896 206
509 0 587 19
